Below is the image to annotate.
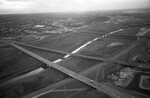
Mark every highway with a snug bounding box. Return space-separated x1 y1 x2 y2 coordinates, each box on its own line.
7 28 149 98
9 29 137 98
22 40 141 98
11 43 135 98
9 29 123 65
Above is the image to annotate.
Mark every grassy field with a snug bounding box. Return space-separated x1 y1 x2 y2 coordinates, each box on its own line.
0 68 68 98
0 42 66 84
18 44 65 61
112 28 140 36
59 56 101 73
0 46 102 98
88 23 120 33
0 44 45 82
23 34 60 44
78 38 132 59
31 33 96 52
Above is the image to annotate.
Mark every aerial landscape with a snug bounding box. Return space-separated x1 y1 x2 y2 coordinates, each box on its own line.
0 0 150 98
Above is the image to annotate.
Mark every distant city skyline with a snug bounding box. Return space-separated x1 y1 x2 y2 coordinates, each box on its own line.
0 0 150 14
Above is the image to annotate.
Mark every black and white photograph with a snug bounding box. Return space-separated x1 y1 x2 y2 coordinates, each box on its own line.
0 0 150 98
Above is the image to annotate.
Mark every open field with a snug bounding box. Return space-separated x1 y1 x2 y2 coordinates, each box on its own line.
78 37 134 59
30 33 96 52
88 23 120 33
0 44 43 83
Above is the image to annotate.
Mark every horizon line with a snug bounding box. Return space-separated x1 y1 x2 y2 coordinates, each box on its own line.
0 8 149 15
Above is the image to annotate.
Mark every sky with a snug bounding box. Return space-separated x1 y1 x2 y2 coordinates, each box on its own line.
0 0 150 14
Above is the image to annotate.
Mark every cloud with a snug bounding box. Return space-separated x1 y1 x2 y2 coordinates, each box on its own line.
0 0 32 10
30 0 89 12
5 0 30 2
29 0 150 12
0 0 150 14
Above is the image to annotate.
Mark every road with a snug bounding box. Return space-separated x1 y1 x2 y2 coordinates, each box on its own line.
11 43 135 98
9 28 149 98
23 41 140 98
9 29 136 98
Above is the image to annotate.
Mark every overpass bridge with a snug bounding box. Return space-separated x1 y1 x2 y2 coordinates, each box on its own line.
11 43 136 98
1 28 149 98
